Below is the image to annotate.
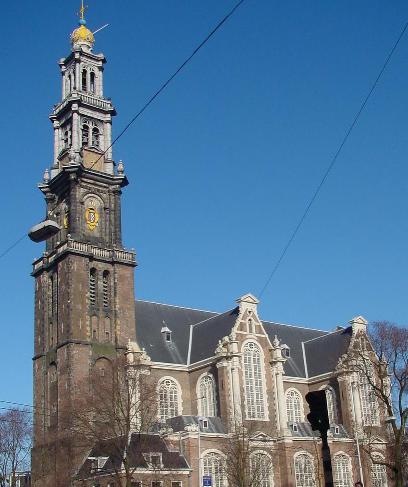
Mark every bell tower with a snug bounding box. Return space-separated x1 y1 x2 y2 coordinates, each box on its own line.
31 6 136 486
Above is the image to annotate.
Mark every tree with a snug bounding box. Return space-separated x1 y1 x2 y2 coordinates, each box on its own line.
222 421 274 487
353 321 408 487
67 348 159 487
0 408 32 487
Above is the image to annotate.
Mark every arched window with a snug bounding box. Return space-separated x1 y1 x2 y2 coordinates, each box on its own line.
203 452 226 487
251 451 274 487
89 268 97 306
371 455 388 487
198 374 217 417
82 124 89 147
90 71 96 93
158 378 180 421
92 127 100 148
325 386 337 424
102 271 110 308
82 69 87 91
286 389 303 423
333 453 352 487
243 342 266 419
359 363 379 426
294 453 316 487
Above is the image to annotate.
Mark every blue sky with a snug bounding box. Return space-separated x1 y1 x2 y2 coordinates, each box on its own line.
0 0 407 406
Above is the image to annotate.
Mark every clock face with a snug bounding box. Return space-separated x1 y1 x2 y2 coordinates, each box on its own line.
85 199 99 231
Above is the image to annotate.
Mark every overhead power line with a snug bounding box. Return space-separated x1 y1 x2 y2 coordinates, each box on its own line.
258 19 408 298
0 234 27 261
89 0 246 171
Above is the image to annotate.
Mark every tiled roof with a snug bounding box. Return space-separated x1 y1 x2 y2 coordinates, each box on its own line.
134 300 352 378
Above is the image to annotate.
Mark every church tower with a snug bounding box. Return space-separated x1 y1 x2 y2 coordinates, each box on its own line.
31 6 136 486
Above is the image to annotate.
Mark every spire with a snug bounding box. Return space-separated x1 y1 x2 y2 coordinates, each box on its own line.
71 1 95 50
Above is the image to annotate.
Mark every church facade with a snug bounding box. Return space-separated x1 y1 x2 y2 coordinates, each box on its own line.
31 9 392 487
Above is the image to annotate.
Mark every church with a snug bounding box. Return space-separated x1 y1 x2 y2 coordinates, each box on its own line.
31 6 392 487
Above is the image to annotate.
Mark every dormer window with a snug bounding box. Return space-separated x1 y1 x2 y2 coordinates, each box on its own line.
144 453 163 469
161 321 172 342
282 345 290 358
89 456 108 473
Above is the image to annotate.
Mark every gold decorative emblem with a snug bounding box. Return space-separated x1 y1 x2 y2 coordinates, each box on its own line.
63 211 69 229
85 207 99 230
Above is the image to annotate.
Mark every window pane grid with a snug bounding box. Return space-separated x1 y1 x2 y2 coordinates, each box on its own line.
294 454 316 487
333 454 352 487
158 379 179 422
286 390 302 423
243 342 266 419
203 452 225 487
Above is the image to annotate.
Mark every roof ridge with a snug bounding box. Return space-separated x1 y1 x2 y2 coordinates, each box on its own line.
136 299 220 315
262 320 328 333
302 326 351 344
191 307 237 329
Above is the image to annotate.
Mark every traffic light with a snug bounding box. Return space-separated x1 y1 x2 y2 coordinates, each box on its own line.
305 390 330 435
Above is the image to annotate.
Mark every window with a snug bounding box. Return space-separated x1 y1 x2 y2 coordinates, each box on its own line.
158 378 180 421
90 71 96 93
199 374 217 417
333 454 352 487
283 346 290 358
92 127 100 148
165 331 171 342
151 482 162 487
89 268 97 306
82 69 87 91
294 453 316 487
103 271 110 308
286 389 303 423
325 387 337 424
203 452 226 487
250 452 274 487
82 124 89 147
144 453 162 469
371 455 388 487
201 419 209 429
243 342 266 419
171 482 182 487
359 363 379 426
131 483 142 487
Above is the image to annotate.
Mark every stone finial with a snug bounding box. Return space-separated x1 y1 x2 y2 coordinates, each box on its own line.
43 168 50 182
117 160 125 175
270 334 286 364
349 316 368 335
272 335 280 348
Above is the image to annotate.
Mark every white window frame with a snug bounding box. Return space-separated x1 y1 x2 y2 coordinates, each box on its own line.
202 449 227 487
157 376 182 422
197 372 217 417
250 450 274 487
242 340 268 420
294 452 316 487
371 453 388 487
332 452 353 487
285 388 304 423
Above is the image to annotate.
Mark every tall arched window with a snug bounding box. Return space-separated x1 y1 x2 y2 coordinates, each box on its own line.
90 71 96 93
251 451 274 487
294 453 316 487
198 374 217 417
371 455 388 487
333 453 352 487
82 124 89 147
243 342 266 419
203 452 226 487
82 69 87 91
286 389 303 423
325 386 337 424
89 268 97 306
158 378 180 421
359 363 379 426
92 127 100 148
102 271 110 308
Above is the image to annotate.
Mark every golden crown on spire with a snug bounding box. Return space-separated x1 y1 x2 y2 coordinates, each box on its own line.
71 0 94 48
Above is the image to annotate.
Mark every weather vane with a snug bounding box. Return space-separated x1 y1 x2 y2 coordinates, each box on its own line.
78 0 88 21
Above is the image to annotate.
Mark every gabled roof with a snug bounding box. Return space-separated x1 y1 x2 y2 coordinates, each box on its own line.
263 321 327 377
135 300 216 364
76 433 190 479
303 326 352 377
134 300 352 378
